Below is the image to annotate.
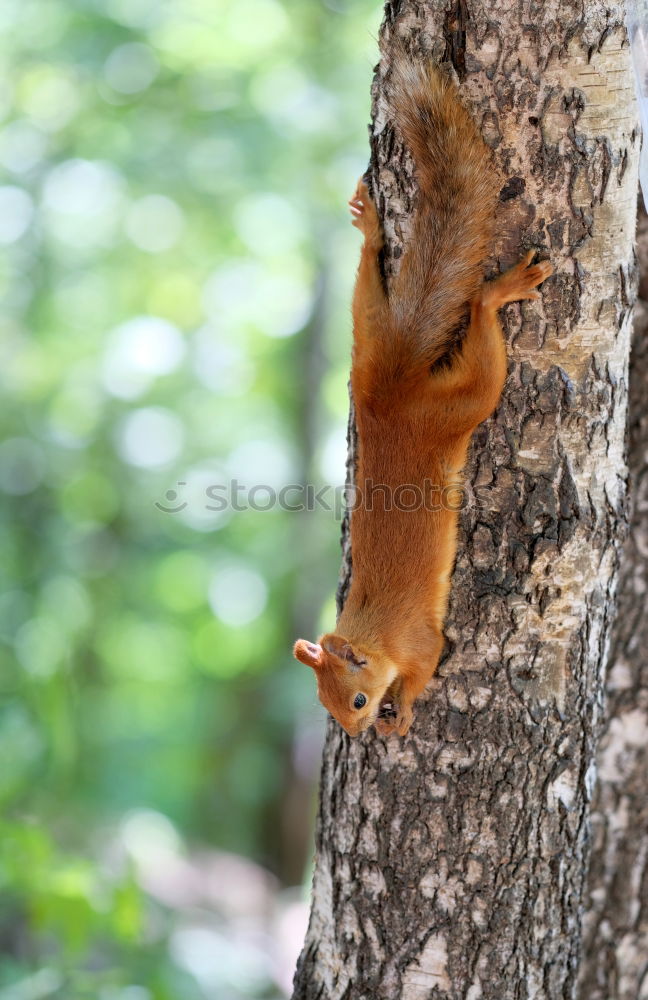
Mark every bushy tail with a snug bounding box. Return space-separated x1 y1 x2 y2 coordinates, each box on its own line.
385 52 497 370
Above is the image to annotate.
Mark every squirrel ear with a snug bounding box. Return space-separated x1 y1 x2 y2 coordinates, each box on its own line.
293 639 323 670
322 635 367 670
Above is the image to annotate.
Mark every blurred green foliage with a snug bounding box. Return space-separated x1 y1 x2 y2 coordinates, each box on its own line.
0 0 380 995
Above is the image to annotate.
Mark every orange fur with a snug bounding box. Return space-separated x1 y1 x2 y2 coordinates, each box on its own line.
294 55 553 738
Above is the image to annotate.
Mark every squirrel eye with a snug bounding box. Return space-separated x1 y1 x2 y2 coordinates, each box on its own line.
353 693 367 710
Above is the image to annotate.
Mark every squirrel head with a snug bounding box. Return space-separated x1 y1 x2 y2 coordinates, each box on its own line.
293 633 397 737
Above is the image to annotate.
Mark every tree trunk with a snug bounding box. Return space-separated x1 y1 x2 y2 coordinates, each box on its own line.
293 3 639 998
578 203 648 1000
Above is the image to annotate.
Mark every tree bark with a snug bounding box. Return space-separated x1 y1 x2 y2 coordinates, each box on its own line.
578 203 648 1000
294 3 639 998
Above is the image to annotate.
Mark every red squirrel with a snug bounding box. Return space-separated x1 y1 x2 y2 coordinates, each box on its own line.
294 54 553 738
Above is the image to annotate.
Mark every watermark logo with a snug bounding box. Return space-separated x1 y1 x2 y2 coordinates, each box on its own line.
154 482 188 512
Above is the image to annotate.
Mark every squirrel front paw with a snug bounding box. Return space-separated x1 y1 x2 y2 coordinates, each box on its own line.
348 178 382 247
395 704 414 736
375 703 414 738
375 715 397 738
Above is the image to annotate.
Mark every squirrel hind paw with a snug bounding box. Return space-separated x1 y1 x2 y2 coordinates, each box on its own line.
485 254 554 307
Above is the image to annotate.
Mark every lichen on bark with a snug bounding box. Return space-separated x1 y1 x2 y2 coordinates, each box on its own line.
293 3 639 998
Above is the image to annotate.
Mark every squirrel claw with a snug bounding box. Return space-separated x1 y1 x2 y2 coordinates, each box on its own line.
375 702 413 738
395 706 414 737
349 178 382 245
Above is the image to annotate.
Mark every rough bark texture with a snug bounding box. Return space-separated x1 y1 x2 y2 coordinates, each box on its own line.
578 204 648 1000
294 3 639 998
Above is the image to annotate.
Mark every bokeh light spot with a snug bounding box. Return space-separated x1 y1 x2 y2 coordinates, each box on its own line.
208 565 267 627
202 260 313 339
0 186 34 244
42 159 124 248
0 120 47 174
155 551 208 613
102 316 185 399
234 193 305 256
116 407 184 468
15 616 68 677
0 437 44 495
126 194 184 253
104 42 159 95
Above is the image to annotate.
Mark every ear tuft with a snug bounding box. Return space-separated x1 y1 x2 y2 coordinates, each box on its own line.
293 639 322 670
